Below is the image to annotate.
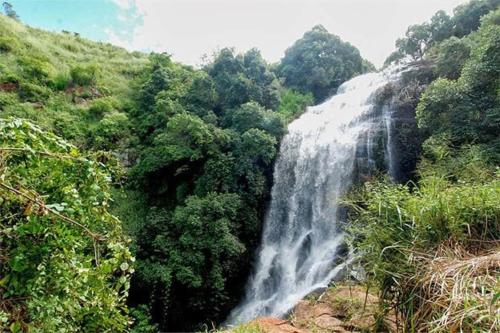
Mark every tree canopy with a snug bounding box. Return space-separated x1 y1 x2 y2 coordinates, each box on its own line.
278 25 373 103
387 0 500 62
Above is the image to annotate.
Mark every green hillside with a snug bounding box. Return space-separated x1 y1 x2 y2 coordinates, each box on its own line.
0 14 148 148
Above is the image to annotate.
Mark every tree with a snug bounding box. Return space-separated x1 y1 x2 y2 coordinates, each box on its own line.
227 101 285 138
429 10 453 42
278 25 370 103
205 48 280 111
389 0 500 62
452 0 500 37
395 23 431 60
126 52 286 330
432 36 471 79
127 193 246 331
183 72 218 118
2 2 19 20
277 89 314 121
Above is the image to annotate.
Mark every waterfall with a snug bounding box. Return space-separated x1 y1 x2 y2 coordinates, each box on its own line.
383 104 397 180
227 67 402 325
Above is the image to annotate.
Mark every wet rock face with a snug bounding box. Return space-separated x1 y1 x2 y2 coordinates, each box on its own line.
374 64 436 183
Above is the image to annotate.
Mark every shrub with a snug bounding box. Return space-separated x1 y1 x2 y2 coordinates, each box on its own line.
17 82 50 102
0 36 19 53
431 37 471 79
88 96 119 118
51 71 71 90
0 70 20 84
62 41 80 53
347 148 499 332
89 112 130 150
70 64 98 86
17 56 55 83
52 112 86 143
0 91 17 108
0 118 134 332
277 89 314 121
129 305 159 333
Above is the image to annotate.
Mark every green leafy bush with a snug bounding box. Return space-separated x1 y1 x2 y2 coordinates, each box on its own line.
0 36 19 53
51 71 71 91
129 305 159 333
17 56 55 83
52 112 87 143
0 66 20 84
0 118 134 332
17 82 50 102
0 91 17 109
89 112 130 150
88 97 119 118
70 64 98 86
277 89 314 121
431 36 471 79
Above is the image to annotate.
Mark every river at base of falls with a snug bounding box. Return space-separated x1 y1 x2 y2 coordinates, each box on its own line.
226 67 403 325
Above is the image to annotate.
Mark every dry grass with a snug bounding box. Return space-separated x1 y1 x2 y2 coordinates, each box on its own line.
411 243 500 332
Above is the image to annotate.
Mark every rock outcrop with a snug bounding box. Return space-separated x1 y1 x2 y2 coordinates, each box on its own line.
229 285 397 333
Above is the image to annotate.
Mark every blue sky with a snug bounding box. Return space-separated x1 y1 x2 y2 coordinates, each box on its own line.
7 0 140 43
5 0 468 67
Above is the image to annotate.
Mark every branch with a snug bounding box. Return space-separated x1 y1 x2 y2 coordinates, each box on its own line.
0 181 106 241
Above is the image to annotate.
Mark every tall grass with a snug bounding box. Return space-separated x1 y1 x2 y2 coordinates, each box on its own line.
346 146 500 332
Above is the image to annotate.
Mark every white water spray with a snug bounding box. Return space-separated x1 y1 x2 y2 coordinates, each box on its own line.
227 68 401 324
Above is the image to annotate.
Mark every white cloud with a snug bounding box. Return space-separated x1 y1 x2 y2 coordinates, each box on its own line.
107 0 469 68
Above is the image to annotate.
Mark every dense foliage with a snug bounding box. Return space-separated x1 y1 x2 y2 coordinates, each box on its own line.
417 9 500 156
0 119 133 332
0 12 309 330
123 50 285 331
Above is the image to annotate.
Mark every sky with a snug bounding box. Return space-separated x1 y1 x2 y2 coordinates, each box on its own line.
8 0 469 68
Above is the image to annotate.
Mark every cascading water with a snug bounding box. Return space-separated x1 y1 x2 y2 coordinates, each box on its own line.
227 67 402 325
383 104 397 181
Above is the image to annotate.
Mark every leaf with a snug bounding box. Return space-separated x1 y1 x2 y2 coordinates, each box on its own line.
0 275 9 287
9 321 21 333
492 292 500 305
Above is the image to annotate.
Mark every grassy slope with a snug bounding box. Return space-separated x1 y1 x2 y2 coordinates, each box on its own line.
0 14 148 147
